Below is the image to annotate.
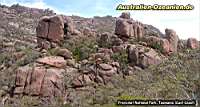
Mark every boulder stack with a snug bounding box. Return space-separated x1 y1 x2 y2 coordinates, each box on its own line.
144 28 179 55
36 15 64 49
115 12 144 40
127 45 163 68
72 62 118 87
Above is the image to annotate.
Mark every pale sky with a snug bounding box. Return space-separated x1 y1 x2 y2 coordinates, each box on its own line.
0 0 199 40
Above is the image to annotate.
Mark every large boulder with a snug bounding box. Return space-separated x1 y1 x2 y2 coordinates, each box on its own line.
115 13 144 40
14 64 65 97
115 18 134 38
15 66 31 94
139 48 162 68
99 63 113 71
40 68 65 97
36 56 66 68
127 45 163 68
24 66 46 95
187 38 199 49
36 15 64 49
36 16 49 39
127 45 139 65
144 36 170 54
98 63 117 77
63 16 75 35
55 48 73 59
160 38 170 54
165 29 179 53
48 15 64 42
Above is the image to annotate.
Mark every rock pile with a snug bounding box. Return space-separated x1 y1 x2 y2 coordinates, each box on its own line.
127 45 163 68
97 32 123 48
72 62 119 87
144 28 179 55
115 12 144 40
187 38 199 49
144 36 170 54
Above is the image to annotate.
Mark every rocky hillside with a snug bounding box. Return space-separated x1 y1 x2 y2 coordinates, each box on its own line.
0 4 199 107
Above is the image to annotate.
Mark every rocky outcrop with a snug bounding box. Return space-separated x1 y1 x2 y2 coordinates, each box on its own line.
72 63 118 87
144 36 170 54
119 12 130 19
55 48 73 59
165 29 179 53
97 32 123 47
115 18 131 38
127 45 163 68
89 48 113 62
160 38 170 54
36 56 66 68
63 16 75 35
97 32 111 47
37 15 64 42
115 13 144 40
187 38 199 49
36 15 64 49
139 48 162 68
110 35 123 46
143 24 164 37
83 27 95 37
72 74 95 87
98 63 116 76
14 64 65 97
144 28 179 55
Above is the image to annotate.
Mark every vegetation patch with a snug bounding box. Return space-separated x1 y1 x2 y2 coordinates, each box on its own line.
62 37 98 62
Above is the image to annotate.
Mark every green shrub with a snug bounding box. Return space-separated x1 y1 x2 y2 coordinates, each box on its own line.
128 38 138 44
62 37 97 62
0 53 12 66
47 48 59 56
20 96 40 107
151 43 163 53
111 50 128 74
97 36 112 49
16 48 40 66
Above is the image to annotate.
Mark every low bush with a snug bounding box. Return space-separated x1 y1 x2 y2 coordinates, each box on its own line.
62 37 97 62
